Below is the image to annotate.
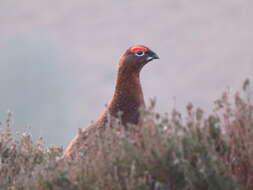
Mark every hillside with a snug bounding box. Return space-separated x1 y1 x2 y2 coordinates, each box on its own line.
0 80 252 190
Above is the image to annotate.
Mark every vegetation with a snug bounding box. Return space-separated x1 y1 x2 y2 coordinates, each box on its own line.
0 80 252 190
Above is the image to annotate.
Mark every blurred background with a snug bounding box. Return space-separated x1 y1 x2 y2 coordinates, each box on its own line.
0 0 252 147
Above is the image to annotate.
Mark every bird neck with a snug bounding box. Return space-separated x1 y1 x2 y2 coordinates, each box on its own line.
114 68 143 100
108 67 145 125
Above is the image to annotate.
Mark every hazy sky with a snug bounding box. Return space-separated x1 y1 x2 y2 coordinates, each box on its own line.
0 0 252 147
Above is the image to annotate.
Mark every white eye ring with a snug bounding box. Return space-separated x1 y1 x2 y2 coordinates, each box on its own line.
135 51 145 57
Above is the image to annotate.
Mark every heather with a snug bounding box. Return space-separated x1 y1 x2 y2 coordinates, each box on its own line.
0 80 252 190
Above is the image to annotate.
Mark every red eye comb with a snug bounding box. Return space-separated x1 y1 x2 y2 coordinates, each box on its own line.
130 46 148 53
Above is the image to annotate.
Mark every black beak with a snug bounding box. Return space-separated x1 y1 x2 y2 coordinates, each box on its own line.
145 49 160 62
146 53 160 62
152 53 160 59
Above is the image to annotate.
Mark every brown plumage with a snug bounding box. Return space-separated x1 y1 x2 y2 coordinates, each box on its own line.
64 45 159 158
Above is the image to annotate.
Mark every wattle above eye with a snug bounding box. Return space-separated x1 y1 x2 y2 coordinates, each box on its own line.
135 51 145 57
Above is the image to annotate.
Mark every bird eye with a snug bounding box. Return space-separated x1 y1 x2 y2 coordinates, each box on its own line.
135 51 145 57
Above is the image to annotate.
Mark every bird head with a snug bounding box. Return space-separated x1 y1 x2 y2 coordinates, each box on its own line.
118 45 159 73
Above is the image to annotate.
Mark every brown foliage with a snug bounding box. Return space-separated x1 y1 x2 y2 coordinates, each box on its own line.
0 80 252 190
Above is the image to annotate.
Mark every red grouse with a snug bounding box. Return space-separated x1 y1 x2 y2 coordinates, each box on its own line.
64 45 159 158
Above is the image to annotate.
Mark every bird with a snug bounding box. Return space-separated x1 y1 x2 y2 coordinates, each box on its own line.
63 45 159 158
